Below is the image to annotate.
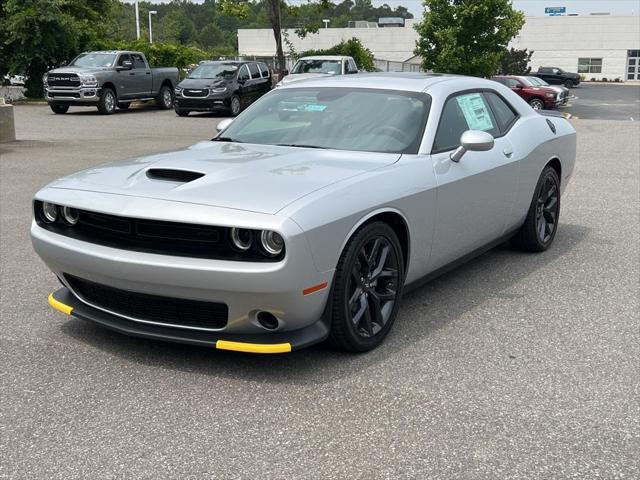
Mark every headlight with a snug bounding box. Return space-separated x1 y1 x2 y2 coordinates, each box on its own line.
42 74 48 87
545 92 555 98
230 227 253 251
42 202 58 223
260 230 284 256
62 206 79 225
79 74 98 87
175 86 183 93
211 87 227 93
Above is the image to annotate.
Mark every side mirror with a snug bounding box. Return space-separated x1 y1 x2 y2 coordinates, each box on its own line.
216 118 233 133
117 61 133 71
238 75 248 83
450 130 494 163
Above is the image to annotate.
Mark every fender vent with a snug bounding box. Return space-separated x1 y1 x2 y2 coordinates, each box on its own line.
146 169 204 183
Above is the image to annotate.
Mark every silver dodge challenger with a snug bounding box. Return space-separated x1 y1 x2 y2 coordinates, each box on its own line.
32 73 576 354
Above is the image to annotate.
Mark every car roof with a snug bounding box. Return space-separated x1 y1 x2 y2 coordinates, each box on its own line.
297 56 351 61
82 51 140 55
278 72 501 93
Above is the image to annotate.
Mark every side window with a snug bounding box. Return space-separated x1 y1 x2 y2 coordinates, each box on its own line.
131 54 146 69
247 63 260 79
505 78 520 88
259 63 270 78
484 92 518 134
433 92 499 152
238 65 250 81
117 54 131 67
347 59 358 73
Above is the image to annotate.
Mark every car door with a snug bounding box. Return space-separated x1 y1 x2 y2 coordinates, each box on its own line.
258 62 272 94
130 53 152 96
236 64 251 108
246 62 262 104
428 90 519 270
115 54 134 98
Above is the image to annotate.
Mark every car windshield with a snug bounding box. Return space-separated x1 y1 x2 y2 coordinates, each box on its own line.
291 60 342 75
217 87 430 154
70 53 117 68
528 77 549 86
189 63 238 79
518 77 536 86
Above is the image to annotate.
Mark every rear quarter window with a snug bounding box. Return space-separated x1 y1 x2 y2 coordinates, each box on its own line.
248 63 260 79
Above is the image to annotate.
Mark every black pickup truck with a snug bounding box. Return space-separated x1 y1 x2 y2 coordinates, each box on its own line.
44 50 179 114
533 67 581 88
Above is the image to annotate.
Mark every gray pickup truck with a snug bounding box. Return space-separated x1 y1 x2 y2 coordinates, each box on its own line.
44 50 179 115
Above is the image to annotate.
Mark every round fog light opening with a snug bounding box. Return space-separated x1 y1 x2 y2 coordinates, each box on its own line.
42 202 58 223
257 311 279 330
62 206 79 225
230 227 253 251
260 230 284 256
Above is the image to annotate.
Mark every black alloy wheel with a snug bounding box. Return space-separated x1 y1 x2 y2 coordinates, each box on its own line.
230 95 241 116
512 166 561 252
329 222 404 352
535 174 560 244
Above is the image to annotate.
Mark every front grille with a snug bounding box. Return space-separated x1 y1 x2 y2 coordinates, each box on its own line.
183 89 209 98
66 274 228 329
47 74 81 87
48 92 81 98
34 201 284 262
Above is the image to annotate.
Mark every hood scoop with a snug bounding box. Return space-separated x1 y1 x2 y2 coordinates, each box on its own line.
146 168 205 183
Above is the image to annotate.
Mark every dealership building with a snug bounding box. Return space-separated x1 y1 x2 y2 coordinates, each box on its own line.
238 14 640 81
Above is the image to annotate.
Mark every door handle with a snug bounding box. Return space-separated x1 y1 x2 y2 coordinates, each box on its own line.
146 71 151 75
503 147 513 157
129 72 135 75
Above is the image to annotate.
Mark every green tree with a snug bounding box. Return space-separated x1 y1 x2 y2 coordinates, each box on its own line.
1 0 119 97
499 47 534 74
414 0 525 77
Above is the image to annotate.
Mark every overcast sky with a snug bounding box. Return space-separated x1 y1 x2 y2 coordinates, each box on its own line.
122 1 640 19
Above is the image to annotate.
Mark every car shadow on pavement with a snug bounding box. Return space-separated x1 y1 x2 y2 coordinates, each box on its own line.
59 223 589 385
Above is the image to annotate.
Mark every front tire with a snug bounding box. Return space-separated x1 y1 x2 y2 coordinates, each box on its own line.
512 166 561 252
157 85 173 109
49 104 69 114
97 88 116 115
229 95 241 116
328 222 405 352
529 98 545 110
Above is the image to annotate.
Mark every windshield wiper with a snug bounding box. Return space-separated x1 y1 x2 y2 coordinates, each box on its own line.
274 143 327 149
214 136 242 143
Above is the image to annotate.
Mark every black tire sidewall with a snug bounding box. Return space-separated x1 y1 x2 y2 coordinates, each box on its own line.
564 80 574 88
98 88 116 114
230 95 241 116
175 109 190 117
158 86 173 109
330 222 405 352
49 104 68 114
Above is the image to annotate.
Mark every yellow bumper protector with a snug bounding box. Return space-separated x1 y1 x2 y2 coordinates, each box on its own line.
48 293 73 315
216 340 292 354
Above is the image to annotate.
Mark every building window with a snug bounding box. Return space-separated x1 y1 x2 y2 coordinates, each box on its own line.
578 58 602 74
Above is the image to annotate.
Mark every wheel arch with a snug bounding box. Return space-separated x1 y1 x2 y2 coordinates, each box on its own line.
546 157 562 184
160 79 173 90
339 208 411 273
101 82 117 95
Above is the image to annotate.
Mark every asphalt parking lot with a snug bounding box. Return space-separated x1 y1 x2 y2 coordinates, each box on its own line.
1 90 639 478
563 83 640 120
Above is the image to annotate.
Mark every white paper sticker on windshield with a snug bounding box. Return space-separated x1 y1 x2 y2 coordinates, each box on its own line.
456 93 494 131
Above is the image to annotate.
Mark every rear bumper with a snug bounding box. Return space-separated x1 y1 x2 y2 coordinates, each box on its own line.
49 288 329 353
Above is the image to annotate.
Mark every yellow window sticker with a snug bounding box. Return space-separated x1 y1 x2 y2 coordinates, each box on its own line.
456 93 495 131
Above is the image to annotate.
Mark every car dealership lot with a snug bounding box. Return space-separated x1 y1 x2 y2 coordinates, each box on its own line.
1 96 638 478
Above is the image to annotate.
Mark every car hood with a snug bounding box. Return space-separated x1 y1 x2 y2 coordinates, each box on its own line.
178 78 228 89
45 142 400 214
47 66 110 75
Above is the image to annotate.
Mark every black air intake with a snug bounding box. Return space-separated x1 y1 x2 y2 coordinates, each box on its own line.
146 169 205 183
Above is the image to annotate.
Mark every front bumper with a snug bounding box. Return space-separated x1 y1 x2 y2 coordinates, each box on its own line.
174 94 230 111
49 288 329 353
45 87 100 105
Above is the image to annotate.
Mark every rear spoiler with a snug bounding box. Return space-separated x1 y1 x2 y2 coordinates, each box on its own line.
537 110 565 118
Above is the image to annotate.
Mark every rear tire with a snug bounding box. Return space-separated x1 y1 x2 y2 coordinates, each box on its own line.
512 166 561 252
97 88 116 115
175 109 190 117
328 222 405 353
564 79 574 88
157 85 173 109
117 102 131 110
49 104 69 114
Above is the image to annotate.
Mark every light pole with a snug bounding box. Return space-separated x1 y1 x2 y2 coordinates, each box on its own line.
135 1 140 39
148 10 157 43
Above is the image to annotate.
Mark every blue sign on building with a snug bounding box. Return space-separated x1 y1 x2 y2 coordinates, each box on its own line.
545 7 566 15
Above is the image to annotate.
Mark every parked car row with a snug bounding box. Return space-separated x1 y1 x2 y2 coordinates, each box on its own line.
492 73 574 111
